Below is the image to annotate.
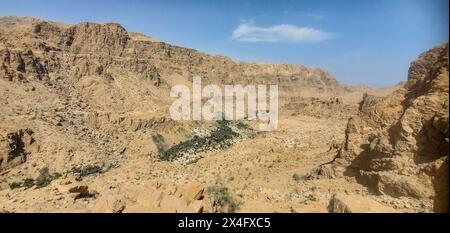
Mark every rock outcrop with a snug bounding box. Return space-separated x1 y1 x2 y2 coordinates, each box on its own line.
338 44 449 212
0 128 35 171
328 193 397 213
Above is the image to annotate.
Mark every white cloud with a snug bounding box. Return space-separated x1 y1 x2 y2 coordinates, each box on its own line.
231 22 331 43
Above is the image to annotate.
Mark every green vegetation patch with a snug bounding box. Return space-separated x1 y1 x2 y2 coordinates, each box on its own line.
159 120 242 162
207 184 241 213
9 167 61 189
69 164 108 181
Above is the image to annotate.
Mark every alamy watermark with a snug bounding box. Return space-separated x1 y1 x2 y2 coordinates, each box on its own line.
169 76 278 131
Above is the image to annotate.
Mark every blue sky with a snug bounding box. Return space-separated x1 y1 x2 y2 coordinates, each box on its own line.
0 0 448 87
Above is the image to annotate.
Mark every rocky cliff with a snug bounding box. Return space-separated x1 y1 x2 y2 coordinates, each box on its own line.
338 44 449 212
0 16 342 90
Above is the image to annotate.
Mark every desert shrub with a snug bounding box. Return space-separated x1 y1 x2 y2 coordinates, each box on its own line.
22 178 35 188
9 168 61 189
69 164 104 181
35 167 62 188
236 121 249 129
9 182 22 189
292 173 302 182
207 185 240 213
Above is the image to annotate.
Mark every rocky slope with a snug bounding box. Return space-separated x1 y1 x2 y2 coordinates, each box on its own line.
336 44 449 212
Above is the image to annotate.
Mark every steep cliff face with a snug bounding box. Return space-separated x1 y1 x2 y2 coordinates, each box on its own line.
339 44 449 212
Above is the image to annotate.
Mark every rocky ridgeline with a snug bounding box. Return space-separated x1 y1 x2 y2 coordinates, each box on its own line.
0 16 343 91
336 44 449 212
283 97 356 119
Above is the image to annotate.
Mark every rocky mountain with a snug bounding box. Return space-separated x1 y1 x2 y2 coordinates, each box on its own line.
0 15 343 90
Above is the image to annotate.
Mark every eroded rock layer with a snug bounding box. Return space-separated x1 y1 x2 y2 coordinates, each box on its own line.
338 44 449 212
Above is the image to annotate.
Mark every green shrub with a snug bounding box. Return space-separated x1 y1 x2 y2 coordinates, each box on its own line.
9 168 62 190
9 182 22 189
22 178 35 188
69 164 104 181
292 173 302 182
207 185 240 213
35 167 52 188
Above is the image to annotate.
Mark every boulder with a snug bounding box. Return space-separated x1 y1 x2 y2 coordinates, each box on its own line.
377 174 432 198
328 194 397 213
178 182 204 201
92 194 126 213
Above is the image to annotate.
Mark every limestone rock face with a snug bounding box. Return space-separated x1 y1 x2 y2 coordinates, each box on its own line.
339 44 449 212
63 22 130 55
358 93 384 113
0 128 35 171
0 16 343 92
